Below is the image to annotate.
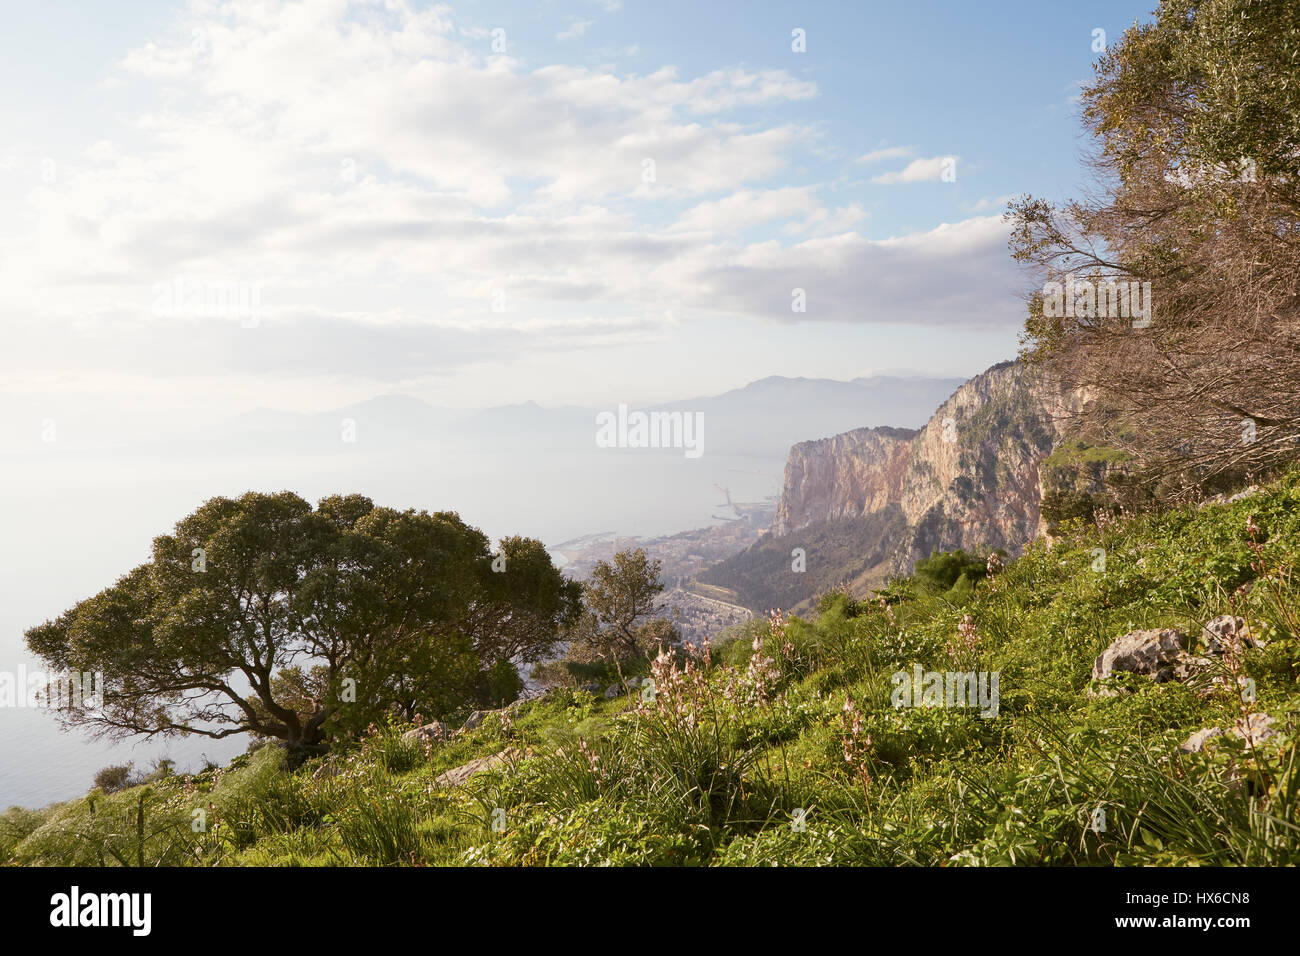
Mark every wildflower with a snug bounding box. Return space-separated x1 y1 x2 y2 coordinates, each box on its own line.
578 737 600 772
722 671 738 704
945 613 982 665
839 695 873 792
745 635 779 706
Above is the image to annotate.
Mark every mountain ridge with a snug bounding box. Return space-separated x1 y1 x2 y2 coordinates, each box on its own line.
702 360 1090 610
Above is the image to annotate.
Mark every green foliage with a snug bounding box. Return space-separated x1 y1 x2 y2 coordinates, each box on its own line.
92 764 135 794
569 548 676 665
12 469 1300 867
1011 0 1300 497
24 492 578 752
0 806 53 863
12 783 197 867
699 507 908 612
912 548 992 605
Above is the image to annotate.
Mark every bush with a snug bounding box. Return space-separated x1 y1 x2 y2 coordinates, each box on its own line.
93 764 134 794
914 548 988 593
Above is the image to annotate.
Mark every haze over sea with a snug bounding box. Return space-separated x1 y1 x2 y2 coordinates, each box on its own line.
1 375 958 808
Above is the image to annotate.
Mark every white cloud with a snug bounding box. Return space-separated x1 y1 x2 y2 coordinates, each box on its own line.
870 155 959 184
0 0 1018 405
112 9 815 206
966 193 1016 213
856 145 914 164
668 187 818 233
120 40 198 77
668 215 1019 327
557 19 595 40
783 202 868 237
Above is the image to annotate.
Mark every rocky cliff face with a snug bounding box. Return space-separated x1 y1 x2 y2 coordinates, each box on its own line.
771 361 1089 574
771 426 917 535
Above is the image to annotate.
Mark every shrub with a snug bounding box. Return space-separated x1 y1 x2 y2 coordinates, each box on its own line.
93 764 134 794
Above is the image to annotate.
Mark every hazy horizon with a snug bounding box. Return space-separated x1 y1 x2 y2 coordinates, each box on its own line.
1 367 969 807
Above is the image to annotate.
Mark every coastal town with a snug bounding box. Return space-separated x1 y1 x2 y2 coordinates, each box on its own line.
551 497 775 644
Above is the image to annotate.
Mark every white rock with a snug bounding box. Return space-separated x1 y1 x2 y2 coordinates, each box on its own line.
432 749 521 787
1090 628 1188 695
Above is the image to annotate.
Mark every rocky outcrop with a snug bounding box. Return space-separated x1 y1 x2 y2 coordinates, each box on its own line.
405 700 529 752
1199 615 1265 654
402 720 454 745
1090 629 1192 694
771 426 916 536
769 361 1090 573
433 748 521 787
1180 726 1226 753
1090 617 1267 698
460 710 493 732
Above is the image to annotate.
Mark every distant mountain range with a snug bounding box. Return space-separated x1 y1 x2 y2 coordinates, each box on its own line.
1 373 970 552
195 373 968 460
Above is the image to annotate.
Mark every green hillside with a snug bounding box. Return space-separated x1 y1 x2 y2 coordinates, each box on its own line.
697 506 907 614
6 472 1299 866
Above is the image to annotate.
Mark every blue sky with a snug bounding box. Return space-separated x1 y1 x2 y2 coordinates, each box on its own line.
0 0 1156 415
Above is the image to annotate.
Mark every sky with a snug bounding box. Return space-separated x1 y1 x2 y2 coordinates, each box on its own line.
0 0 1158 418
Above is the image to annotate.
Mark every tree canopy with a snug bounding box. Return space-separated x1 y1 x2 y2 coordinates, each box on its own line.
1009 0 1300 501
533 547 680 690
25 491 580 751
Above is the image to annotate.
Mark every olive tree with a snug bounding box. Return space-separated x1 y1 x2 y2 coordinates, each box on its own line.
26 491 580 753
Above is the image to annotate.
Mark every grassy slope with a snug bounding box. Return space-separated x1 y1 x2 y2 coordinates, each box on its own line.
698 505 907 614
5 472 1300 867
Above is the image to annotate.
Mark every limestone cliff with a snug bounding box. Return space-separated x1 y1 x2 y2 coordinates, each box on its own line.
770 360 1090 575
771 426 916 536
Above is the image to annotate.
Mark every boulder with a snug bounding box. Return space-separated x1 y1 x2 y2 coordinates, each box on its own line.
604 684 621 699
459 710 493 733
402 720 453 746
1234 713 1277 748
1090 628 1190 694
1179 726 1224 753
1198 486 1261 509
453 700 532 737
1199 615 1264 655
432 748 521 788
1180 713 1276 753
